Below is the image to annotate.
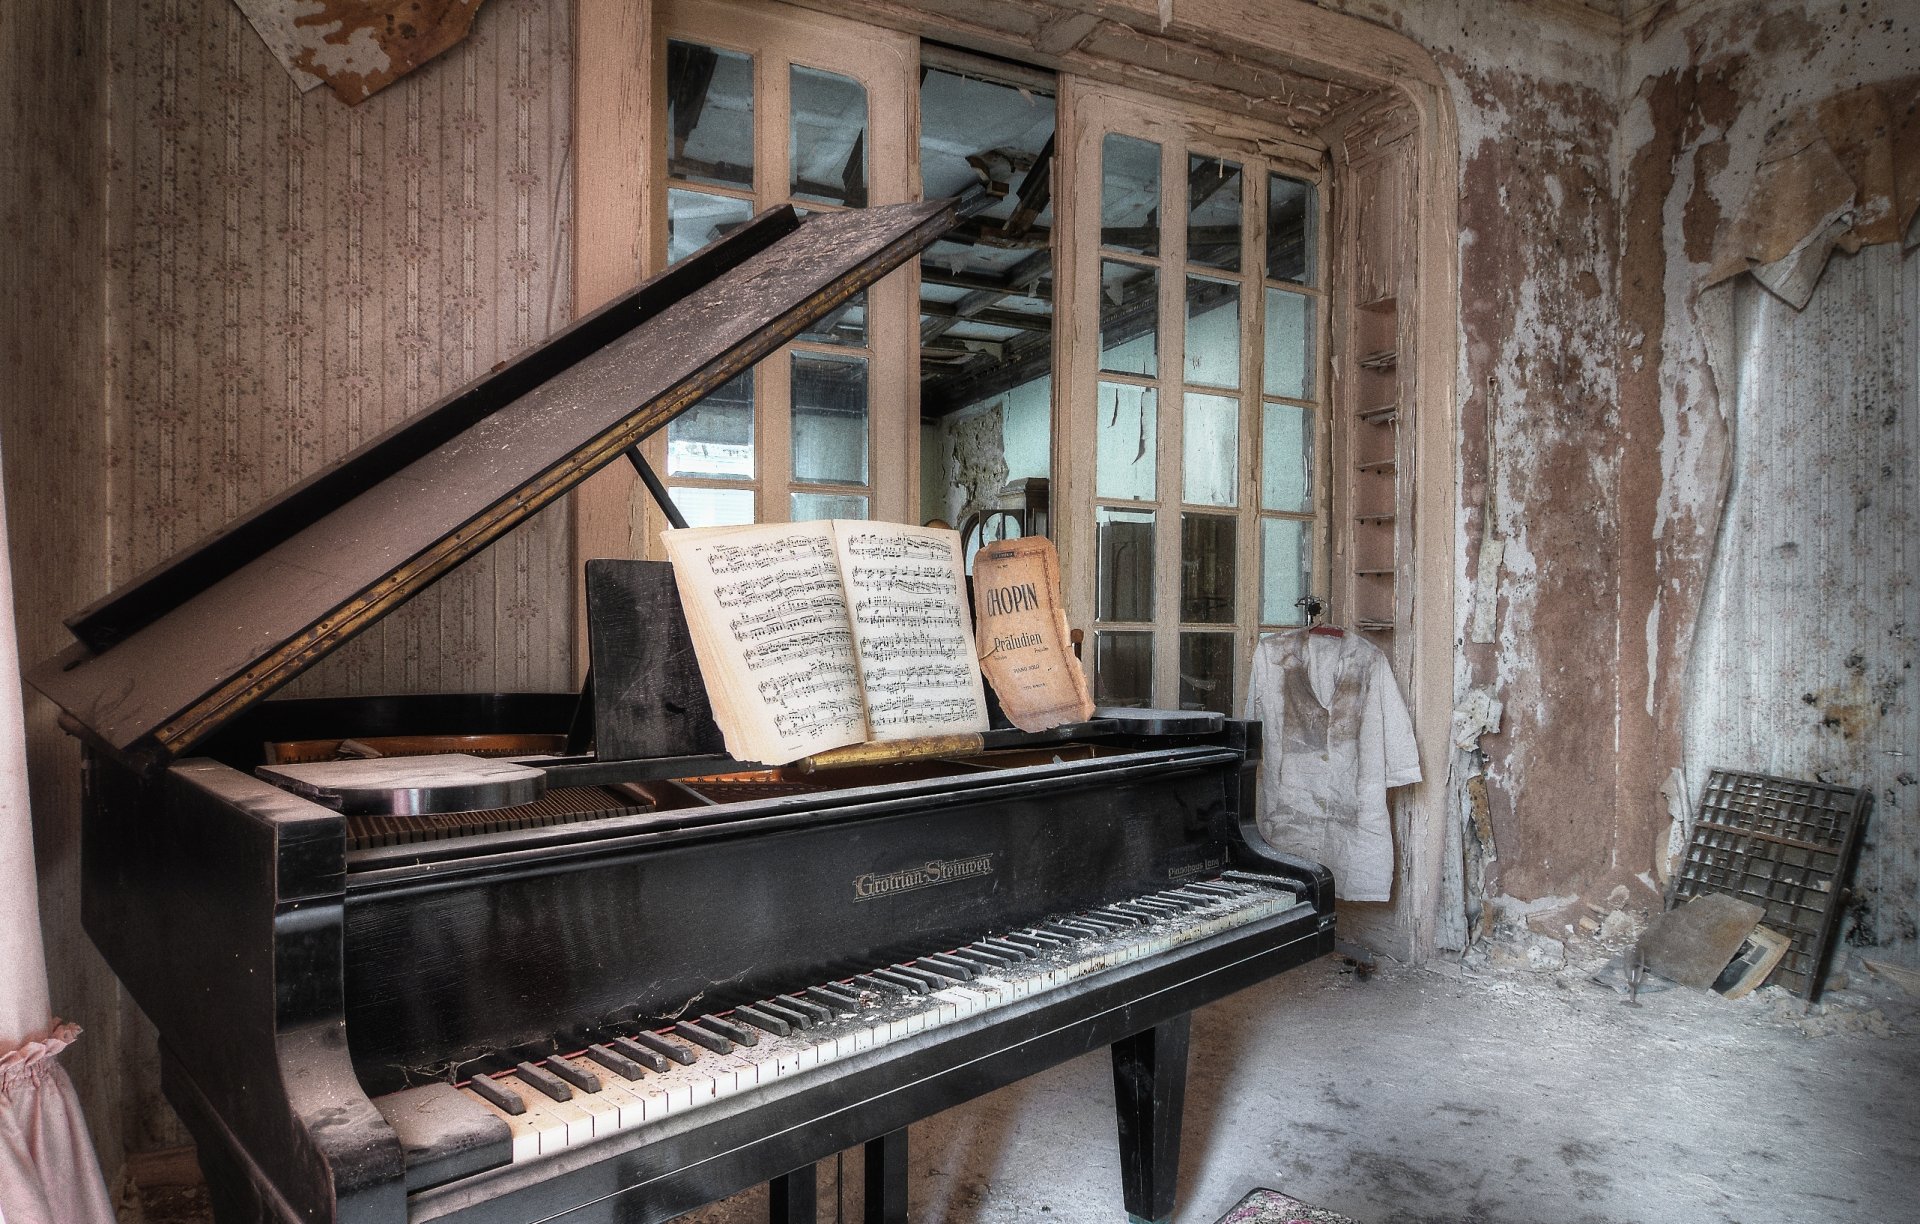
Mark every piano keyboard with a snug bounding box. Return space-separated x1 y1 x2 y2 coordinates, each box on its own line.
432 875 1296 1166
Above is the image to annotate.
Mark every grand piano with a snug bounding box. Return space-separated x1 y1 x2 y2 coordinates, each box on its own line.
30 199 1335 1224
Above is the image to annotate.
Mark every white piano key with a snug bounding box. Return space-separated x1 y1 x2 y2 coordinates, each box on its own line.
423 878 1297 1170
460 1086 543 1162
493 1075 584 1154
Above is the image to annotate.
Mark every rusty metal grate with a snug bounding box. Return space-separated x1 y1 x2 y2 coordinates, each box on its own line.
345 786 645 850
1669 769 1870 1001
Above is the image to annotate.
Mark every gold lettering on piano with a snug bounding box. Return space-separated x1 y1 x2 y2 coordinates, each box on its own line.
852 854 995 901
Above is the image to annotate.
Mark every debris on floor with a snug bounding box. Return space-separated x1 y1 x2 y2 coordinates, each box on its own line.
1216 1186 1363 1224
1639 892 1764 989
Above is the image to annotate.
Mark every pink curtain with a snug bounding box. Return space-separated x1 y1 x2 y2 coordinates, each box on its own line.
0 434 114 1223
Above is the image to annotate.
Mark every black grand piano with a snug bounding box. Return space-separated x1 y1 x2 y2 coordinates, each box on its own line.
31 199 1335 1224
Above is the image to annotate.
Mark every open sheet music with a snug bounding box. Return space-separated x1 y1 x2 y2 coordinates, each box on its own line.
662 520 990 765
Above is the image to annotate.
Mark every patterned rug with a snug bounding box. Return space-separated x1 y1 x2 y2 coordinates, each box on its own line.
1214 1186 1363 1224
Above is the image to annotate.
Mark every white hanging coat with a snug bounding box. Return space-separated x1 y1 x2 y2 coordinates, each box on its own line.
1242 630 1421 901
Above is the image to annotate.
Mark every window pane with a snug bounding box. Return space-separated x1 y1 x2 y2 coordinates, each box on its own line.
667 369 754 480
791 492 868 521
798 291 866 346
668 188 754 264
1261 401 1312 512
1185 276 1239 389
1182 392 1238 507
1094 631 1154 707
1096 506 1155 622
670 486 756 528
1267 173 1316 285
1187 154 1242 271
1180 513 1235 623
1260 517 1311 624
792 353 869 485
1264 287 1314 401
1178 632 1235 714
1100 260 1157 376
1096 382 1156 501
1101 133 1160 256
791 65 867 207
667 41 753 189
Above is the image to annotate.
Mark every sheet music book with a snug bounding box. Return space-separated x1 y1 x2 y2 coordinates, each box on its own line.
662 520 990 765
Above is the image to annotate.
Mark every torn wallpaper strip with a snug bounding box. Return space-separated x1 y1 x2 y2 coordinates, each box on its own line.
234 0 487 104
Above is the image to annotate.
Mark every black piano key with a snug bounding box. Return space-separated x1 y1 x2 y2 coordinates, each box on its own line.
871 968 931 996
1111 902 1165 922
514 1061 573 1102
674 1021 733 1055
1071 914 1127 934
1043 921 1096 941
1171 887 1227 904
1129 896 1185 914
853 973 914 998
544 1056 601 1093
774 995 829 1026
1149 892 1202 909
1008 928 1067 948
955 945 1012 968
629 1031 697 1067
733 1006 791 1037
921 954 975 981
585 1043 648 1081
1183 881 1240 897
983 940 1044 959
467 1074 526 1116
993 935 1046 956
610 1036 669 1073
700 1014 758 1047
809 984 864 1010
1089 907 1144 926
894 965 949 990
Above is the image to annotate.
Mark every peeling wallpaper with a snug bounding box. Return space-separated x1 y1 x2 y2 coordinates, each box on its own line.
106 0 577 700
1685 244 1918 964
1323 0 1920 945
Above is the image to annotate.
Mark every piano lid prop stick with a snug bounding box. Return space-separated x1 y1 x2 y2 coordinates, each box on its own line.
792 732 987 774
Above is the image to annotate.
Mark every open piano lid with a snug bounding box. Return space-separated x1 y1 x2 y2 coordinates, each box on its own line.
31 199 957 773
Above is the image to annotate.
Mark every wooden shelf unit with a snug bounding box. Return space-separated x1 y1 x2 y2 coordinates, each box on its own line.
1332 111 1417 643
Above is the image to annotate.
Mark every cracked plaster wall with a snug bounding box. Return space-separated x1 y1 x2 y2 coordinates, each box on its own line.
1627 5 1919 964
1324 1 1917 945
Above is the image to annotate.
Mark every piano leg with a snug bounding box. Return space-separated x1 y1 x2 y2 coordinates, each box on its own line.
864 1127 909 1224
770 1164 817 1224
1111 1013 1192 1224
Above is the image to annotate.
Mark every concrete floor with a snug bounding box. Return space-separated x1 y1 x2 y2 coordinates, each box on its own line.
678 954 1920 1224
131 953 1920 1224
